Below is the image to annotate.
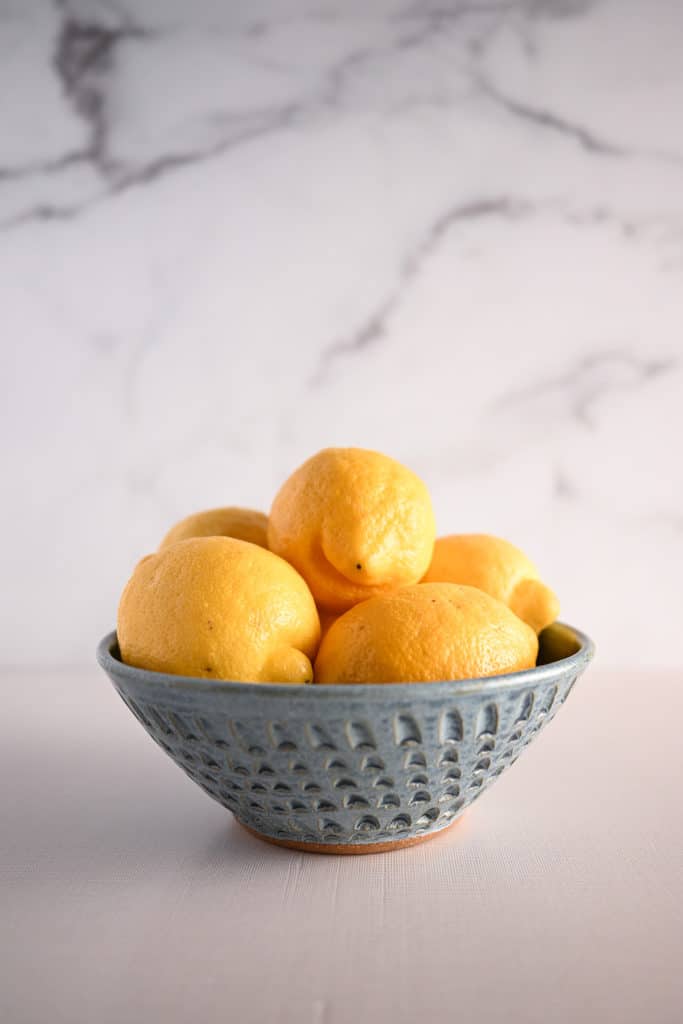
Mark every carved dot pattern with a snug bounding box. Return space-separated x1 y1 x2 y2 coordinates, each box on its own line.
113 671 580 848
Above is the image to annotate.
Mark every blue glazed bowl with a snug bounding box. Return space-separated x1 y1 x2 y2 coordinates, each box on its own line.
97 623 593 853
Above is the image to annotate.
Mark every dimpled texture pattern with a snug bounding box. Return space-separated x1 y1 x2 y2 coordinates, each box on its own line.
98 625 593 848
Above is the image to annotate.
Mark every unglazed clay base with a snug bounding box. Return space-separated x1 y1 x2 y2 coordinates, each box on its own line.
237 816 462 855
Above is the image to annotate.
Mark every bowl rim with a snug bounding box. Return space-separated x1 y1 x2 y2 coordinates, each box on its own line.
97 622 594 701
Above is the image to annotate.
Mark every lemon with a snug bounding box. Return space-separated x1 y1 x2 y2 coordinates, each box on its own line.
159 507 267 551
118 536 319 683
268 448 435 612
315 583 538 684
422 534 559 634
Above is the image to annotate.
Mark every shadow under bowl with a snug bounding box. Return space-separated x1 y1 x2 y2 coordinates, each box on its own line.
97 622 594 854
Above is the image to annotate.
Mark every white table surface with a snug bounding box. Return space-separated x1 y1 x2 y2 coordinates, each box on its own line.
2 663 682 1024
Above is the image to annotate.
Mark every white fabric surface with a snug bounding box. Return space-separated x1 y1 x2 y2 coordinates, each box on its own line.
2 665 681 1023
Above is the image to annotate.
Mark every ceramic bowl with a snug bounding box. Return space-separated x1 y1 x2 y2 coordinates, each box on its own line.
97 622 594 854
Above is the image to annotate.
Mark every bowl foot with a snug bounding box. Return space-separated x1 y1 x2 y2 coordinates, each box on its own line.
236 816 462 855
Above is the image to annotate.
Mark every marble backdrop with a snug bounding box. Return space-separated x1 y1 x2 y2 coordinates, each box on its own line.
2 0 682 666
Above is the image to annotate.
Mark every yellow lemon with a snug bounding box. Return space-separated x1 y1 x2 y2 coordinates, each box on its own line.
268 448 435 612
315 582 537 684
159 507 267 551
118 536 319 683
422 534 559 634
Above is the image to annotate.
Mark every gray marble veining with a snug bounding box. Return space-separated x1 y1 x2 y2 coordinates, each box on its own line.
1 0 681 666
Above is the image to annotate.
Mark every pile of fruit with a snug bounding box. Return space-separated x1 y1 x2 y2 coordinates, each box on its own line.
118 448 559 685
